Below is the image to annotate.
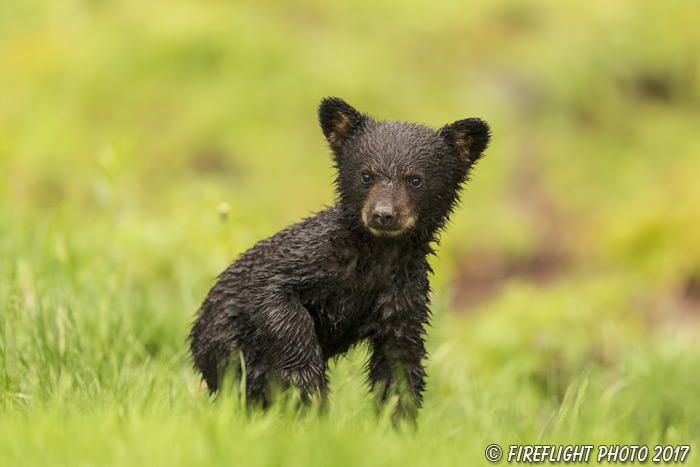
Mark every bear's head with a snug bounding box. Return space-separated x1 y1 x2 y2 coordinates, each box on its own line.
319 97 490 241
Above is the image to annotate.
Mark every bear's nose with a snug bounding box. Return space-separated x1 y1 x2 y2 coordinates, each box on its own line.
372 202 396 226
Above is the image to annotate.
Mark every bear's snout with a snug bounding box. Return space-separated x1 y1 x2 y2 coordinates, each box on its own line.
362 184 415 237
371 200 398 228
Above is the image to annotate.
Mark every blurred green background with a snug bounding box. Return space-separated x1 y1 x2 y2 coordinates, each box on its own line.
1 0 699 465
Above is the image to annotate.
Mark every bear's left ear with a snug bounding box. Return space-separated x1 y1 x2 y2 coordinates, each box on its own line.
318 97 365 153
439 118 491 167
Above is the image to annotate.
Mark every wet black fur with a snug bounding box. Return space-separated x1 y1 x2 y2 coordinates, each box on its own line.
189 97 490 418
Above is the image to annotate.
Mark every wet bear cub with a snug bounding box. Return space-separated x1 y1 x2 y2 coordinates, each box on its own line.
189 97 490 417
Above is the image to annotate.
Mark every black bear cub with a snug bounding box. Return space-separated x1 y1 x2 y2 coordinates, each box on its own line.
189 97 490 418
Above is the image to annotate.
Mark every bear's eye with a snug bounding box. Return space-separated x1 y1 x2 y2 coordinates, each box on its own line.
361 172 373 184
410 176 423 188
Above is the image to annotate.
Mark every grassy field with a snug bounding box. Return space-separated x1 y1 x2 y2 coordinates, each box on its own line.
2 0 700 465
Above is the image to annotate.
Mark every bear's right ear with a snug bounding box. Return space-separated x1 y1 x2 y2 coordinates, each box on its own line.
318 97 364 153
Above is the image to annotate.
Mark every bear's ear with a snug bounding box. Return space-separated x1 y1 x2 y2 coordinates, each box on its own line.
318 97 365 152
439 118 491 167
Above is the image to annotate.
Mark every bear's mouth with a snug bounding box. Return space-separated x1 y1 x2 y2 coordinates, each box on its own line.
368 226 406 237
363 215 416 237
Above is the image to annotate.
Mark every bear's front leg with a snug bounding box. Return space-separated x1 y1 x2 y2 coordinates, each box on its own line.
250 290 327 400
368 320 428 423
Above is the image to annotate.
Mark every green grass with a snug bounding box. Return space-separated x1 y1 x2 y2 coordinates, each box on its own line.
2 0 700 465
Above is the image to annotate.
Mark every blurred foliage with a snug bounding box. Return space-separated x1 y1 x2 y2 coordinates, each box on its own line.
1 0 700 465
